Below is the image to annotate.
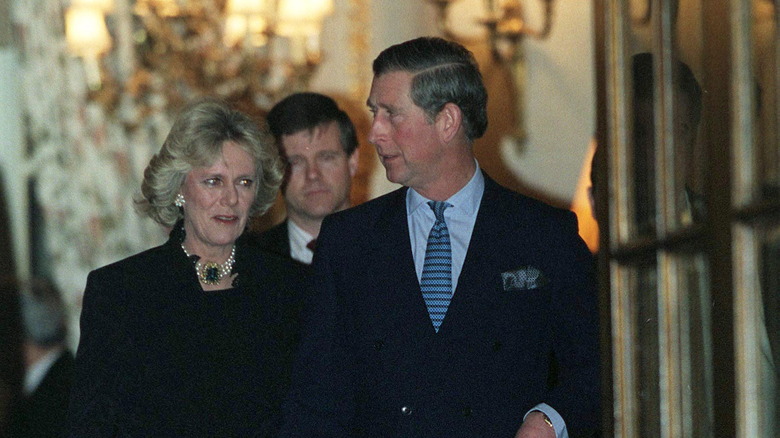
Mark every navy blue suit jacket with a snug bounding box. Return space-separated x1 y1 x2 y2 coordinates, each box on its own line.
280 173 600 437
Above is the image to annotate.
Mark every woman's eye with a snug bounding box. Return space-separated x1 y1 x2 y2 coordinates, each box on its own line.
239 178 254 187
205 178 220 186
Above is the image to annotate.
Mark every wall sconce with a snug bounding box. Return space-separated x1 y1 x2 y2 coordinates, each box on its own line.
428 0 554 63
64 0 334 115
428 0 555 142
65 0 115 88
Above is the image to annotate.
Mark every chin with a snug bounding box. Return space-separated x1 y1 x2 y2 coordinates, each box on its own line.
304 208 336 219
215 228 244 243
383 167 406 185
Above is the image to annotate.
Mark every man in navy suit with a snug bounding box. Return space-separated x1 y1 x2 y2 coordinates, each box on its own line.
280 37 600 438
245 92 359 265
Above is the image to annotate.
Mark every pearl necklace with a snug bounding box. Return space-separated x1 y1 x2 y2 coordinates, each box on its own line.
181 244 236 286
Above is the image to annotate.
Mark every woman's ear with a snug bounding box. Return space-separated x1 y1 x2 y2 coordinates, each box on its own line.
435 102 463 143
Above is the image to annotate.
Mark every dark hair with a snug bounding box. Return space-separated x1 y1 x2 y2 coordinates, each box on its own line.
372 37 488 141
632 52 703 129
135 98 283 226
267 92 358 156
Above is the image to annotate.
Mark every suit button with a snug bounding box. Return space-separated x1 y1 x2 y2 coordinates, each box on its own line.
374 340 384 351
462 407 472 417
493 341 503 351
400 406 413 416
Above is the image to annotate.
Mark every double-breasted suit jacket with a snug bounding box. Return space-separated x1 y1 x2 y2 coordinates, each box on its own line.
281 173 601 438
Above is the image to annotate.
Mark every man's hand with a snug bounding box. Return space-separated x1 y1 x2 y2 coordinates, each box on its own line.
514 411 556 438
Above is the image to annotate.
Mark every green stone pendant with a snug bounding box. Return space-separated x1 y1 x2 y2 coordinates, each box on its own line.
201 262 221 285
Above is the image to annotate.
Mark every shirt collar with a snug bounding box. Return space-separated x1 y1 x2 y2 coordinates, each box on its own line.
406 161 484 217
287 219 314 246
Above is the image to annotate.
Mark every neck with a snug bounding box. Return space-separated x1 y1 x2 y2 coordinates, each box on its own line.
415 156 476 201
288 216 320 238
181 241 234 263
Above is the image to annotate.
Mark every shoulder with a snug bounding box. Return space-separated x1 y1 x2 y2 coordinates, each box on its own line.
82 243 181 312
242 221 287 244
240 221 290 259
239 242 303 275
323 187 406 229
237 243 311 294
88 244 172 283
484 175 578 229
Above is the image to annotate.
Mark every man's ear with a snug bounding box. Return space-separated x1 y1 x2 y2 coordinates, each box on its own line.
347 148 359 178
435 102 463 143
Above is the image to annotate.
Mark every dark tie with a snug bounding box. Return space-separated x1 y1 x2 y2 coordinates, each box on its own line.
306 239 317 251
420 201 452 332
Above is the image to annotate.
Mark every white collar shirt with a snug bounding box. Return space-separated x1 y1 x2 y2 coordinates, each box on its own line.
287 219 315 265
406 165 485 293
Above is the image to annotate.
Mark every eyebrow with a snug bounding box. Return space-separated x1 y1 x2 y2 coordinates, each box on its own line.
366 99 397 113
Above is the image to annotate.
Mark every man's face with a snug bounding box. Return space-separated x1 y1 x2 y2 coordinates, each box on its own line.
367 71 444 192
281 121 358 228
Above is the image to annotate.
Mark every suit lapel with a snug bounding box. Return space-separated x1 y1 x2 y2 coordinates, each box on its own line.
364 179 526 337
367 188 438 336
439 176 519 334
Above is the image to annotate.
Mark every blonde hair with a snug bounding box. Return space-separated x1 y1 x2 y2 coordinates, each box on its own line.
135 98 283 227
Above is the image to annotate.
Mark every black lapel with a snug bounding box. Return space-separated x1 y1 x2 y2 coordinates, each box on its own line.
440 174 519 334
366 188 438 335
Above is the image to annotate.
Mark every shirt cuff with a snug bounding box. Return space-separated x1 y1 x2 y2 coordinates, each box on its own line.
523 403 568 438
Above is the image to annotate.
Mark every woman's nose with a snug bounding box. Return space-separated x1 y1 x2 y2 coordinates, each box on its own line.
222 185 239 205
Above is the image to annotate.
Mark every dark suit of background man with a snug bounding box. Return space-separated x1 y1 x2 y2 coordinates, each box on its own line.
279 37 601 438
8 279 74 438
246 92 359 265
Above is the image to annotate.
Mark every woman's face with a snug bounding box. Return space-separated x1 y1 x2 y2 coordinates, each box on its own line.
180 141 256 257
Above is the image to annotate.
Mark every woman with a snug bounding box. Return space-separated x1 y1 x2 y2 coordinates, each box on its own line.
68 99 308 437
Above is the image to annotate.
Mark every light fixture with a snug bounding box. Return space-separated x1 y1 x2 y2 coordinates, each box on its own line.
65 0 116 89
64 0 334 114
428 0 554 63
428 0 555 142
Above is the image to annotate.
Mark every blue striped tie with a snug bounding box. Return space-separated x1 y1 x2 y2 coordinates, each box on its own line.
420 201 452 332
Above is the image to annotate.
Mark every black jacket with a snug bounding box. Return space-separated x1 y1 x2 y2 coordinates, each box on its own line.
68 223 310 437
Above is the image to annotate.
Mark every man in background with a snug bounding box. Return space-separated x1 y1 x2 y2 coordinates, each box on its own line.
8 278 74 438
246 92 359 265
631 52 704 233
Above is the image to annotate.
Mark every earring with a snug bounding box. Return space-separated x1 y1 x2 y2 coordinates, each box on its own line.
174 194 186 208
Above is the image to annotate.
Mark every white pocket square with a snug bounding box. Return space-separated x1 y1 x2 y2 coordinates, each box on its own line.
501 266 548 291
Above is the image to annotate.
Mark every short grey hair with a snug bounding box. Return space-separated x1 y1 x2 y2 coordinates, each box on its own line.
135 98 283 227
372 37 488 141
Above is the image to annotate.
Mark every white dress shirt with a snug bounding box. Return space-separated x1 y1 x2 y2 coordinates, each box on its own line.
406 166 484 294
287 220 315 265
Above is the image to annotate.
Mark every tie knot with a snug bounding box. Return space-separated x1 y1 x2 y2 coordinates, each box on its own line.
427 200 450 222
306 239 317 251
